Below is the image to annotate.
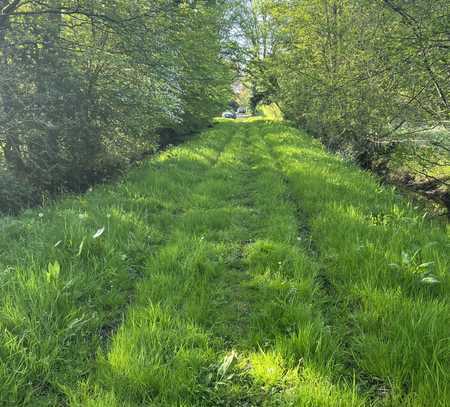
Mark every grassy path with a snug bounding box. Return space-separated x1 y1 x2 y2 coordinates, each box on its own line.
0 119 448 406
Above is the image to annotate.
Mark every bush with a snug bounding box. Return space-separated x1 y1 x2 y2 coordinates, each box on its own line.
0 171 39 214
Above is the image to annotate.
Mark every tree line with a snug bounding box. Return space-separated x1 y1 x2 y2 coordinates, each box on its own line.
0 0 232 213
230 0 449 210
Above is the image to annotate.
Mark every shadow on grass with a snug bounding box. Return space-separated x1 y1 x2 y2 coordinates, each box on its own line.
73 120 364 406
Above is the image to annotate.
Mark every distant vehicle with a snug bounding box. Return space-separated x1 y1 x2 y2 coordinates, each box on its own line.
222 111 236 119
237 107 246 114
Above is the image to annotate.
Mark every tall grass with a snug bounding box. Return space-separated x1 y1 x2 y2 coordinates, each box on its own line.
0 119 447 406
264 121 449 406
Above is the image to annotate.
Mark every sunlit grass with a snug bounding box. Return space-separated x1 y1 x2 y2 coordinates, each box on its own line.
264 121 449 406
0 118 447 406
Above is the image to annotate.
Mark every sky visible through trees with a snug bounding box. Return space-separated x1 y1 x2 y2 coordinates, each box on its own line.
0 1 449 406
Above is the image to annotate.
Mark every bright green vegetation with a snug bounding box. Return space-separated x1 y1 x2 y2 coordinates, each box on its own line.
0 1 231 214
0 119 448 406
230 0 449 209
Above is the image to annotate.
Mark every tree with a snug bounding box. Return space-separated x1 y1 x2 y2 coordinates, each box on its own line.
0 0 232 213
229 0 449 208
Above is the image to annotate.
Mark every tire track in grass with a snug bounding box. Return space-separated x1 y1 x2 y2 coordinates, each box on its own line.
68 122 263 406
262 121 450 406
260 120 342 333
0 128 232 406
196 121 366 406
67 119 365 406
260 121 366 395
94 130 234 341
242 120 366 406
261 120 384 399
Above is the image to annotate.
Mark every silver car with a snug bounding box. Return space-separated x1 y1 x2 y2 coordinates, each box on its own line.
222 111 237 119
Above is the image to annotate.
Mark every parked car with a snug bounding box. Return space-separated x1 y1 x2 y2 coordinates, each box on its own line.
222 111 236 119
237 107 246 114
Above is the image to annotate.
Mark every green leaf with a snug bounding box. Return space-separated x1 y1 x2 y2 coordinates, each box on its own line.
77 238 85 257
46 261 60 282
93 227 105 239
218 350 237 379
418 262 434 269
421 276 440 284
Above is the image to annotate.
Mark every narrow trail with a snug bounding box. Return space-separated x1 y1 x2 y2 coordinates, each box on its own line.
71 121 364 406
0 119 447 407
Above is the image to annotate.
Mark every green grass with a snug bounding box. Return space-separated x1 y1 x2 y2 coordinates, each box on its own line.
0 118 448 406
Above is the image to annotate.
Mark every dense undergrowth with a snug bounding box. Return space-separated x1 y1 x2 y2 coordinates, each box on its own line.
0 119 448 406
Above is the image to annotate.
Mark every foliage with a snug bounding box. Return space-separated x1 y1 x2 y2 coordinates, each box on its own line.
231 0 449 207
0 0 232 213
